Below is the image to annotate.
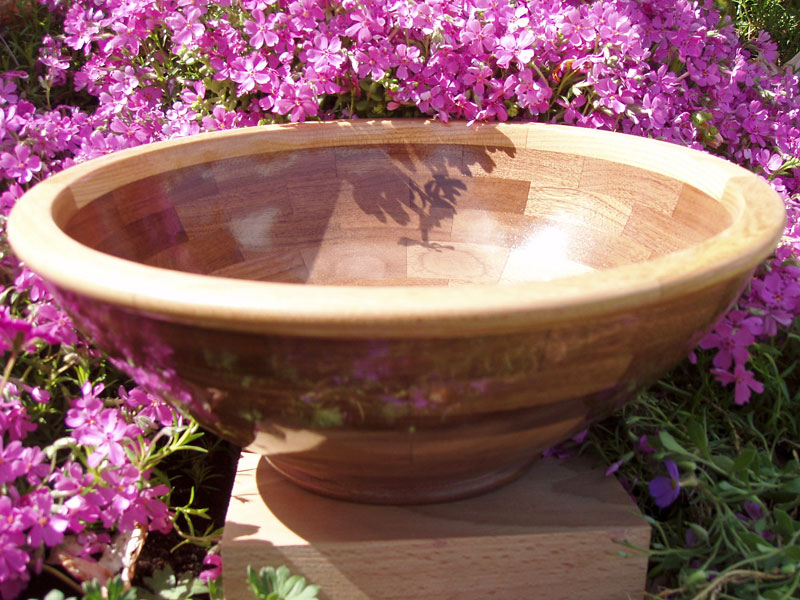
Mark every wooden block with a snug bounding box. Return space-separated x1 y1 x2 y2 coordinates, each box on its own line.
222 452 650 600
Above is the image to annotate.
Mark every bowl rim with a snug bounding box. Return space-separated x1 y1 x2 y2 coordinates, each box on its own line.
7 119 787 338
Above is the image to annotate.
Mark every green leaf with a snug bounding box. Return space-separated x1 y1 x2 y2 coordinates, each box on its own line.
34 591 76 600
687 522 710 544
686 419 708 457
780 477 800 494
732 446 757 474
712 455 734 471
772 508 796 539
783 546 800 562
140 566 209 600
247 565 320 600
658 431 689 456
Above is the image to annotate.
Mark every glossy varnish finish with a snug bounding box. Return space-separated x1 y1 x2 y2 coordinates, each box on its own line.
64 144 731 286
8 121 786 502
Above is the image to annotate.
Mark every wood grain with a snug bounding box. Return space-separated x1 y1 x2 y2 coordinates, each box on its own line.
60 144 739 287
7 120 786 502
221 452 651 600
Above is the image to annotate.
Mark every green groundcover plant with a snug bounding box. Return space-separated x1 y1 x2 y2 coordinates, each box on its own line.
0 0 798 599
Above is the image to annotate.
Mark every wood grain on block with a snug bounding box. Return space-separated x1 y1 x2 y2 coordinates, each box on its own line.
221 452 651 600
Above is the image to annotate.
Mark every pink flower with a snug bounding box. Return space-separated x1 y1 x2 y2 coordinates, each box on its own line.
711 364 765 405
199 552 222 583
244 10 279 49
166 7 205 48
230 54 278 95
0 144 41 183
274 82 318 122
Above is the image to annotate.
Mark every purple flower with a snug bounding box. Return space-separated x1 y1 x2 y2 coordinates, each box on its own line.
244 9 279 49
274 82 318 122
649 460 681 508
199 552 222 583
0 144 41 184
711 364 765 405
24 490 69 548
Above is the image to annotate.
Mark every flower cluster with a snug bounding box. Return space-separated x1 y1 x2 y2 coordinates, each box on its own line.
0 0 798 595
0 326 178 598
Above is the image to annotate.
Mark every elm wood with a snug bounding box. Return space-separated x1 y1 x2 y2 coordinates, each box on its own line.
221 452 651 600
7 121 786 502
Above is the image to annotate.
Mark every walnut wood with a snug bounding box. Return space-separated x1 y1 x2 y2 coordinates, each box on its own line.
8 120 786 502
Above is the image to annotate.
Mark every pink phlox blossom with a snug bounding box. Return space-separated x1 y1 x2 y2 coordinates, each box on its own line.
165 7 206 48
288 0 324 30
274 81 318 122
0 439 27 485
30 303 79 347
345 11 380 44
687 58 721 87
13 269 50 303
230 54 278 95
199 553 222 583
711 364 765 405
119 385 176 428
514 69 552 114
560 6 596 47
201 106 239 131
495 30 535 69
0 106 22 141
63 5 103 55
23 490 69 548
0 385 36 441
306 34 345 70
0 80 19 105
354 47 391 82
592 76 635 115
0 308 41 354
81 408 142 468
463 64 493 100
180 81 206 106
460 18 496 53
0 502 29 599
0 144 42 184
699 321 754 371
244 9 279 49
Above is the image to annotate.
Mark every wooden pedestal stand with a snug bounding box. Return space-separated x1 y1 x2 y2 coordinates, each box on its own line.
221 452 651 600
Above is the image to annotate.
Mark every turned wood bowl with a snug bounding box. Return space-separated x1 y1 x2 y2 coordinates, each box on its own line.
8 121 785 503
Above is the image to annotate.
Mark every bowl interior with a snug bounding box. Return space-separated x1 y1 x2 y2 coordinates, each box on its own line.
64 143 733 286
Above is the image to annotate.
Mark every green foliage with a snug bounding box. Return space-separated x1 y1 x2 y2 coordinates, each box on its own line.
717 0 800 62
247 566 320 600
80 577 138 600
139 566 209 600
584 318 800 599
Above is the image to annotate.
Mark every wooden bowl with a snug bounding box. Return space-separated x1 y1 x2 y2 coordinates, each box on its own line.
8 121 785 503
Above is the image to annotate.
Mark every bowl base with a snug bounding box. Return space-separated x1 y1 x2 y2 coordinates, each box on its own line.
266 455 538 504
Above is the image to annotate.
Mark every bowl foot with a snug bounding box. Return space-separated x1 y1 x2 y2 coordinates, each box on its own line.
265 456 539 504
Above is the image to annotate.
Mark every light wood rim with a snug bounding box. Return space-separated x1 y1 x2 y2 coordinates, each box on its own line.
7 120 786 338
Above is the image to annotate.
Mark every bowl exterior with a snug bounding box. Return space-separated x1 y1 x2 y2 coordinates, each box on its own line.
52 270 748 503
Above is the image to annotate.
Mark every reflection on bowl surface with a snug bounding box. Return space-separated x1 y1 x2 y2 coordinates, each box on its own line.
65 142 732 285
8 120 785 503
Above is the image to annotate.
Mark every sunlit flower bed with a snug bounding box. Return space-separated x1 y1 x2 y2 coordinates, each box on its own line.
0 0 798 598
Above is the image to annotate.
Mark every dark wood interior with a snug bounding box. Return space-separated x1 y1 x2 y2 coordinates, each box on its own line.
64 144 733 285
